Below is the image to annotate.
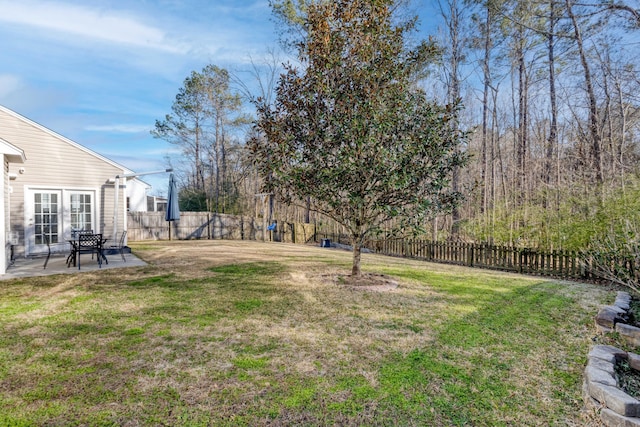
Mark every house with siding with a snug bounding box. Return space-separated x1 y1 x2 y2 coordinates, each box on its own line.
0 136 26 273
0 105 147 270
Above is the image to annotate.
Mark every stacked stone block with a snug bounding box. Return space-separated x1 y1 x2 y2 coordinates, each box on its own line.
588 292 640 426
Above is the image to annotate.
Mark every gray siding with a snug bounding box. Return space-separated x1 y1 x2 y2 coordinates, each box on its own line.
4 158 9 268
0 108 126 255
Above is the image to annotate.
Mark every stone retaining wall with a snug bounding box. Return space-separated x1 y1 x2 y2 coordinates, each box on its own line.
587 292 640 426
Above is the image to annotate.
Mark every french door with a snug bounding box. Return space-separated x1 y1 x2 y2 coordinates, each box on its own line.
31 191 61 253
26 189 96 255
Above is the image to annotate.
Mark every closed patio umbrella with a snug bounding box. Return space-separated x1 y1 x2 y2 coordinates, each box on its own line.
165 173 180 240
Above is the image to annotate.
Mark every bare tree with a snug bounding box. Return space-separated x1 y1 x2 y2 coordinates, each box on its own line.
566 0 604 185
438 0 467 238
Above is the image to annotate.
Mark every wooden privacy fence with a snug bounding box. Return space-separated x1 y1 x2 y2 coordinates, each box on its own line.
127 212 618 282
127 212 262 241
127 212 317 244
316 232 600 281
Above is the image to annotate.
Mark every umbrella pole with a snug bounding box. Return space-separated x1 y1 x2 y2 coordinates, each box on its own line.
165 173 180 239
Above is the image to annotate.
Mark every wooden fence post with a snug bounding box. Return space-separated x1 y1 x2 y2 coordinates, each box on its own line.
126 212 625 282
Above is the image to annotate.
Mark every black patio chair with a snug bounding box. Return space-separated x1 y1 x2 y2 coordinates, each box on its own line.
76 233 104 270
43 232 51 269
109 230 127 262
66 230 94 267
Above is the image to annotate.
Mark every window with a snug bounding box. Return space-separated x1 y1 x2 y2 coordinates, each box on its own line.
70 193 92 232
34 192 59 244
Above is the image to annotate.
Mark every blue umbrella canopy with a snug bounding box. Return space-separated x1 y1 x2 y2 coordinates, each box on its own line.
165 173 180 222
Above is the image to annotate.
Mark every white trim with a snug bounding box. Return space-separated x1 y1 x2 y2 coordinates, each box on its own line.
24 185 102 255
25 184 100 193
0 137 26 163
24 189 62 255
0 163 6 273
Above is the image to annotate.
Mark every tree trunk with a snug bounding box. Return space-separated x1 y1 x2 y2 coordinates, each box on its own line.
195 120 205 191
214 115 221 212
351 237 362 276
601 54 615 179
304 196 311 224
516 27 528 208
545 0 558 194
566 0 603 185
615 75 628 184
490 86 498 237
432 217 438 241
441 0 463 238
481 6 492 216
221 127 228 213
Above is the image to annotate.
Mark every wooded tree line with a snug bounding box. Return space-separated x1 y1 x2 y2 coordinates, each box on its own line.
435 0 640 251
153 0 640 253
152 65 252 214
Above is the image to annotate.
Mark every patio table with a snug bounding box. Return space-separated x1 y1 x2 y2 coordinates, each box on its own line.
66 233 109 269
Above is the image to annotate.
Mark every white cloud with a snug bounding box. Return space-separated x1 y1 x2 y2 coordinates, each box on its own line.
0 0 188 54
0 74 22 98
85 124 151 133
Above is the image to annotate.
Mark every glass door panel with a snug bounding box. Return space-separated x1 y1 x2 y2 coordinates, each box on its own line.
70 193 93 234
34 192 60 246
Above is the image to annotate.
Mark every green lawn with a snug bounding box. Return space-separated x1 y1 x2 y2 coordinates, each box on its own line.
0 240 610 426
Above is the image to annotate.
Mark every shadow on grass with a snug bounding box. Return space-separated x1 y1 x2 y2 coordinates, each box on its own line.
368 274 592 426
0 258 599 426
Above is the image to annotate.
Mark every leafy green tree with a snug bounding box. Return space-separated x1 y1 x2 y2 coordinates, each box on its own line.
251 0 468 276
179 187 208 212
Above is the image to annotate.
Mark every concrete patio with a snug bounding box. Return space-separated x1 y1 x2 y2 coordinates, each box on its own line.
1 251 147 280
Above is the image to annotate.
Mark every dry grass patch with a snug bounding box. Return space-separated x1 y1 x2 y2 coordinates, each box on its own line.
0 240 611 426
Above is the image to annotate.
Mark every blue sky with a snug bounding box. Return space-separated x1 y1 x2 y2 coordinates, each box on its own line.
0 0 439 195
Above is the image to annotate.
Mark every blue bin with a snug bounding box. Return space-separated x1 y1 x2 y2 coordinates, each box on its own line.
321 238 331 248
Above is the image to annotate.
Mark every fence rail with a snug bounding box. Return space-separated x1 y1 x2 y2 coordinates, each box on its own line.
127 212 262 242
126 212 619 283
316 232 598 281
